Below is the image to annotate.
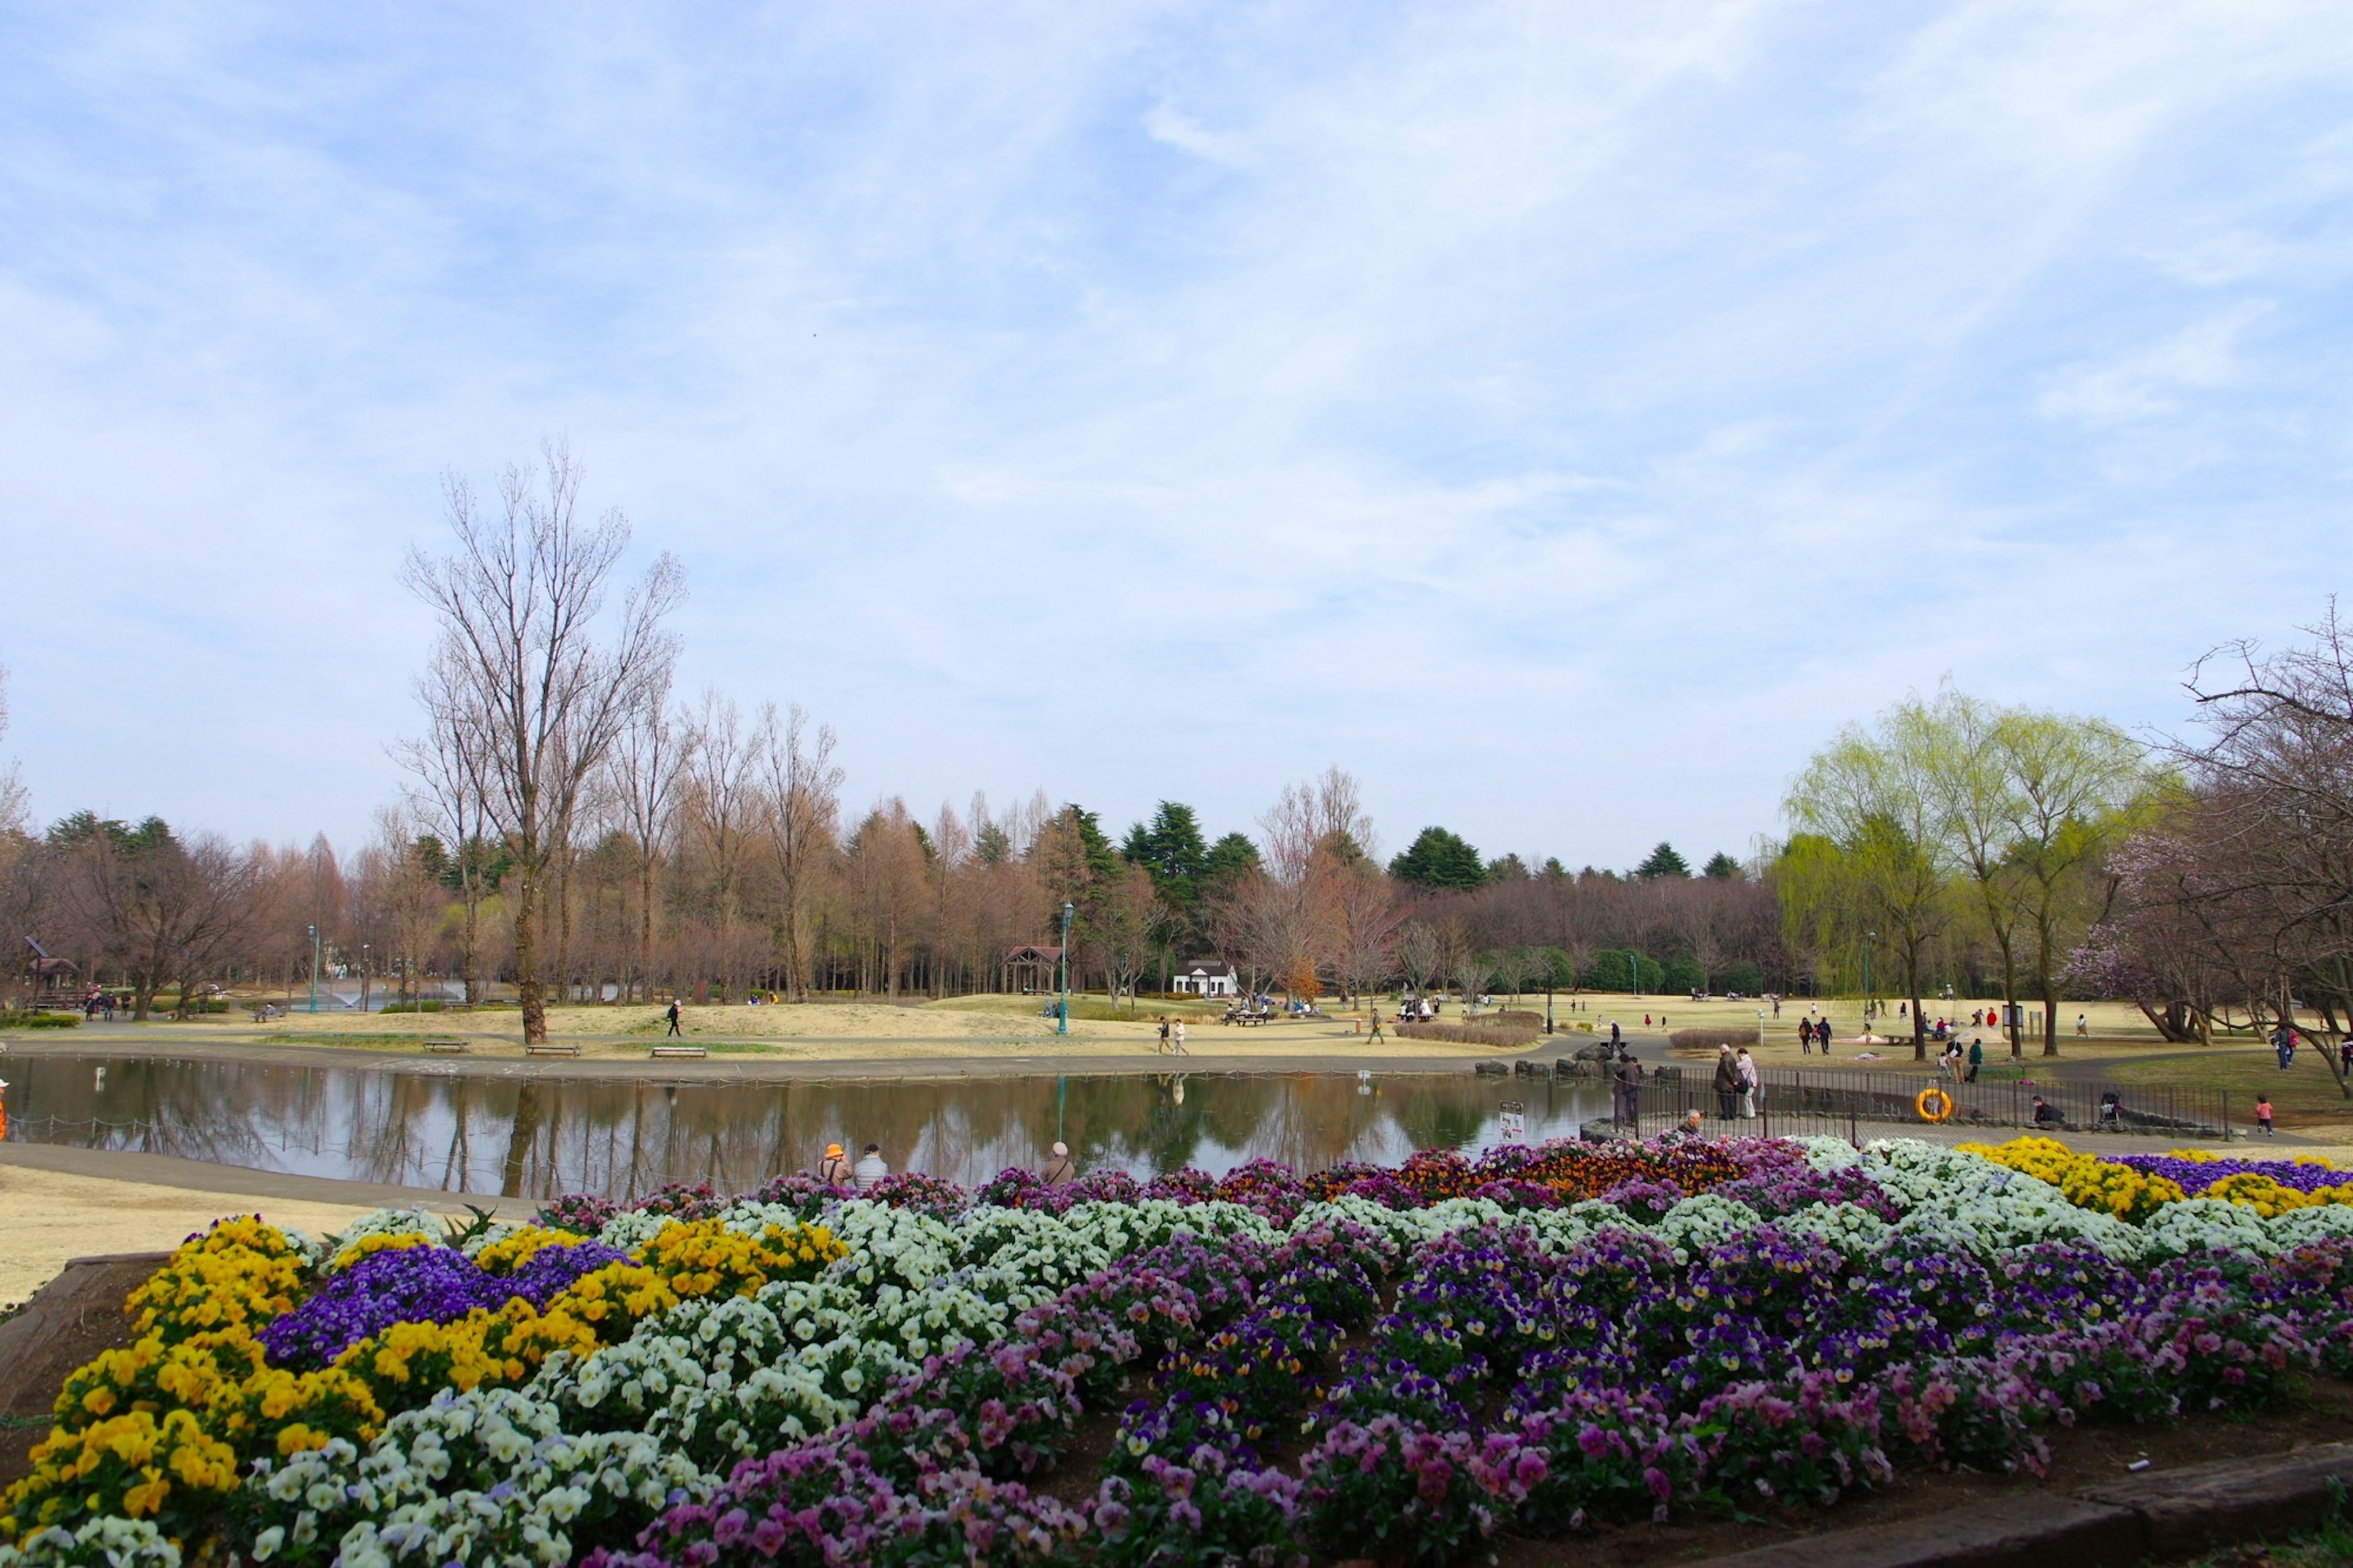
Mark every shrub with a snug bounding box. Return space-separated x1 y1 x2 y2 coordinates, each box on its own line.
1398 1020 1542 1048
0 1012 78 1029
379 1000 443 1013
1669 1025 1758 1053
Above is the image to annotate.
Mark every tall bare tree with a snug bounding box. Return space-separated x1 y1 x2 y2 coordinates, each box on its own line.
757 702 843 1001
403 444 684 1043
608 684 692 1001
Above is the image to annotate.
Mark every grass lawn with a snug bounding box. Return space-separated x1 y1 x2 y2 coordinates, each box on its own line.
2110 1041 2353 1140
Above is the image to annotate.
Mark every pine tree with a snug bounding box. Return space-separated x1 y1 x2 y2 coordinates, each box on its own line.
1635 841 1691 879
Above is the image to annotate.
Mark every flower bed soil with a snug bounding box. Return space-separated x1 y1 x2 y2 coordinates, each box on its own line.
0 1256 154 1493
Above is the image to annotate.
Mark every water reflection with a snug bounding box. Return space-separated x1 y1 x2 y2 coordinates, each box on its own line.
0 1055 1612 1201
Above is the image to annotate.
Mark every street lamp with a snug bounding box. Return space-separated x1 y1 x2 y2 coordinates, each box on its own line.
1627 948 1645 1002
1862 931 1877 1033
308 924 320 1014
1056 901 1074 1037
360 944 371 1013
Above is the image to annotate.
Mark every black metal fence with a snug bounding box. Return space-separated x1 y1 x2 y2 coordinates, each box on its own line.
1545 1058 2233 1142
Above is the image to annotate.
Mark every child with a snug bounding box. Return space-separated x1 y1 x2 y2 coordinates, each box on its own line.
2257 1097 2275 1138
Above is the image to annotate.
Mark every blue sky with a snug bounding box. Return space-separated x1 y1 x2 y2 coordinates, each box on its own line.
2 1 2349 868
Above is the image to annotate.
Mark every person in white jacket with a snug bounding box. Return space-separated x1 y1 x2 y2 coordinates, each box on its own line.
1735 1047 1760 1119
853 1143 889 1190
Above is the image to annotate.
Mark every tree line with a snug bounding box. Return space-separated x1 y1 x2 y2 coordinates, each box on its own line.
4 449 2344 1058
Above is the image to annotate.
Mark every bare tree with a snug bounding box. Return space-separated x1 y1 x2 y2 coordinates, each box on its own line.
403 444 684 1043
683 689 757 996
48 816 270 1020
398 645 496 1001
1093 863 1167 1012
757 702 843 1001
608 686 693 1001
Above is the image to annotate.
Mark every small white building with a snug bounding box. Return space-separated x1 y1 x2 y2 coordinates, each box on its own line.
1171 958 1240 998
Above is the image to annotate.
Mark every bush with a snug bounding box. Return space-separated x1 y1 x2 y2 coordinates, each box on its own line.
0 1010 79 1029
1583 951 1667 993
1669 1025 1759 1052
1398 1020 1542 1048
380 1000 444 1013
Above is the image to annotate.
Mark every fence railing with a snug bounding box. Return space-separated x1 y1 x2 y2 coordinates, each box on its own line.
1551 1059 2234 1142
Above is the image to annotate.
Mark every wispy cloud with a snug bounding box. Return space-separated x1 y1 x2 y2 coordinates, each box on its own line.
1 1 2349 865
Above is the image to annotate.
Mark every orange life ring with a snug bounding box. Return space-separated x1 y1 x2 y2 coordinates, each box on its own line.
1915 1087 1955 1124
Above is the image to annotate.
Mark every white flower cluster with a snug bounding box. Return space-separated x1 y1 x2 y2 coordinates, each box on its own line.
0 1517 180 1568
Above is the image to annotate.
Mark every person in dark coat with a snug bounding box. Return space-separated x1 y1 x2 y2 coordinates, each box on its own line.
1712 1043 1741 1119
1612 1050 1645 1130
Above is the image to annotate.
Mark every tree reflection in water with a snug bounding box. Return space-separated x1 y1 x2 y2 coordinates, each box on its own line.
2 1055 1612 1200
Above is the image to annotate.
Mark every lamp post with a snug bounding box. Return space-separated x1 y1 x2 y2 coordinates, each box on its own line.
1056 901 1074 1037
360 944 371 1012
1863 931 1877 1034
308 924 320 1014
1627 948 1645 1002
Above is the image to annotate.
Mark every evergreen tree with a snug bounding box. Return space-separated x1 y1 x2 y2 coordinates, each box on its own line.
1634 841 1691 879
1123 801 1210 909
1389 827 1488 890
1201 831 1260 893
1702 850 1743 880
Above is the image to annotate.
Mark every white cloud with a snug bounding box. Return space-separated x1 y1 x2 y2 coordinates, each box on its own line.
0 1 2349 865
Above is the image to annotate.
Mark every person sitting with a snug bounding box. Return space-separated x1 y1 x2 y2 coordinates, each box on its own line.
853 1142 889 1191
1041 1141 1076 1186
817 1143 853 1186
2031 1096 2066 1129
1659 1108 1707 1143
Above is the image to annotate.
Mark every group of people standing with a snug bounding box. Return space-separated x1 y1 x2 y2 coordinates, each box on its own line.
1711 1043 1761 1119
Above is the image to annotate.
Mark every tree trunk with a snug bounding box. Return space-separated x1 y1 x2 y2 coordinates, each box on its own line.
515 870 547 1044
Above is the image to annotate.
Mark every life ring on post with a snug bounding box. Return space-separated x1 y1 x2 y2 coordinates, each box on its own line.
1915 1087 1955 1124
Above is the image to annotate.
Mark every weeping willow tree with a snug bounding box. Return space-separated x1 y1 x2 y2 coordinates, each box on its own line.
1783 709 1958 1061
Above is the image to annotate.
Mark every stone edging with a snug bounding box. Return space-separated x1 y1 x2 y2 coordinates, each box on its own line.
1699 1441 2353 1565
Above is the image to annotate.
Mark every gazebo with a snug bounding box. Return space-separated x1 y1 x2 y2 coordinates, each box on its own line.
1005 944 1063 994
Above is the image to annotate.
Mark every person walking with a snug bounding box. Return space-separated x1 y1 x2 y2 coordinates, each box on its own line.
1608 1019 1623 1048
1368 1010 1385 1045
1042 1141 1077 1185
1156 1015 1171 1055
2257 1096 2276 1138
2075 1013 2088 1037
1712 1043 1740 1120
818 1143 853 1186
1171 1019 1188 1056
1735 1046 1759 1119
1966 1036 1984 1083
1798 1018 1814 1056
665 1001 683 1038
853 1143 889 1190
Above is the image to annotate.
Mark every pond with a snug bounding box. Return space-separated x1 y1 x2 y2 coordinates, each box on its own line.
0 1053 1614 1200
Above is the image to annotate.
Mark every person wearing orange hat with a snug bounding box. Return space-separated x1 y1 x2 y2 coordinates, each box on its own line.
818 1142 852 1186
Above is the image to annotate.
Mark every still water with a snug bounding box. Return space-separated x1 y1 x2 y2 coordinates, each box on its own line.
2 1053 1613 1201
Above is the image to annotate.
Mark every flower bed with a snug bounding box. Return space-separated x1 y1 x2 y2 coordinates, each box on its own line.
7 1138 2353 1568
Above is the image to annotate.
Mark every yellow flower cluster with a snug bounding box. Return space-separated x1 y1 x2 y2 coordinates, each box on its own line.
634 1219 846 1300
1 1219 383 1549
329 1260 674 1415
2189 1172 2353 1218
328 1230 438 1272
1958 1137 2186 1222
471 1225 580 1276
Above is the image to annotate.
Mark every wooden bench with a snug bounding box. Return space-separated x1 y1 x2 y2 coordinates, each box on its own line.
649 1043 707 1059
423 1039 469 1055
523 1042 581 1057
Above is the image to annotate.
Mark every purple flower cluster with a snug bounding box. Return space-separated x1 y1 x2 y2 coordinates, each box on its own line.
259 1238 627 1367
2117 1153 2353 1196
